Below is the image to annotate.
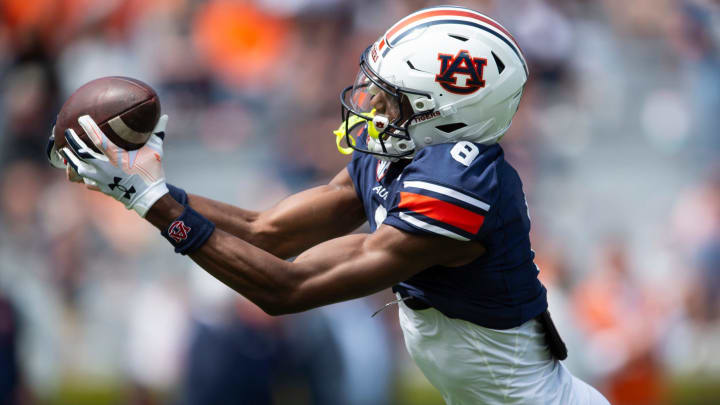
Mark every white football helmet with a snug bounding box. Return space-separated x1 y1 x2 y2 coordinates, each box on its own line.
338 6 528 161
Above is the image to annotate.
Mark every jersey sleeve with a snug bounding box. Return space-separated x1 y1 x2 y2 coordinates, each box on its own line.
383 143 501 241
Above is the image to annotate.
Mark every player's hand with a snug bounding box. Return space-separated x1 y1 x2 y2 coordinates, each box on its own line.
60 114 170 217
47 124 90 183
46 126 66 169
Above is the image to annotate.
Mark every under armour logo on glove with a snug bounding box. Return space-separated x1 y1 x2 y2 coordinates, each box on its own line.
108 177 136 199
168 220 191 243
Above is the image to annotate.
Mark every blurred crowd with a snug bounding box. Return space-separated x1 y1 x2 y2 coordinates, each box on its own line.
0 0 718 404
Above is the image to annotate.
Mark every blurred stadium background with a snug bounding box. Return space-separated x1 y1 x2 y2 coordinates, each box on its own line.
0 0 718 404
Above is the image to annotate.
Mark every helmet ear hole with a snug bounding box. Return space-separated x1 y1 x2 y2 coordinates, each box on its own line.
435 123 467 133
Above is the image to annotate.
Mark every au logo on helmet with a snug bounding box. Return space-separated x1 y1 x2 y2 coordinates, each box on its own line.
435 50 488 95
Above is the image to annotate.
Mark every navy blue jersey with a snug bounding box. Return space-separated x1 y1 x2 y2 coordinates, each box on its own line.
347 140 547 329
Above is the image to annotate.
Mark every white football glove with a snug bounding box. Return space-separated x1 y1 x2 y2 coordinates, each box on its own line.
47 125 86 182
46 128 66 169
60 115 170 217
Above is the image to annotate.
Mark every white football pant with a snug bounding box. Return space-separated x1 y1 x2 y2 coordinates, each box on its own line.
397 298 610 405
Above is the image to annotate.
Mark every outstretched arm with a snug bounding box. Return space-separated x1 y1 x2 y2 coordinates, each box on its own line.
59 115 484 314
146 195 485 315
182 168 365 259
48 118 364 259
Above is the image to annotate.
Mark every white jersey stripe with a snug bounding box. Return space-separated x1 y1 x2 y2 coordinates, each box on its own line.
403 181 491 211
399 212 470 241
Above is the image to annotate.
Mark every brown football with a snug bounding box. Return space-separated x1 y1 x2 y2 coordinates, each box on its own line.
54 76 161 152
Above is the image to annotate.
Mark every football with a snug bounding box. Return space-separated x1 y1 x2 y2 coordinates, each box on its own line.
53 76 161 152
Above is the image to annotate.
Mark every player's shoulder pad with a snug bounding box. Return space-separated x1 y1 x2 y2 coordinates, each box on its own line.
386 142 503 241
401 141 502 206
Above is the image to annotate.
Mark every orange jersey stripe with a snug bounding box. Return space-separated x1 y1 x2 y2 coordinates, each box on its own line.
399 192 485 234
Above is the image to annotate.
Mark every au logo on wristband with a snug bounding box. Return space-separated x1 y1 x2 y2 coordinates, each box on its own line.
168 220 191 243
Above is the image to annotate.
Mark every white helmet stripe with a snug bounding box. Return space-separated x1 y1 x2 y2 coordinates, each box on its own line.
383 19 528 76
383 7 527 75
386 7 519 47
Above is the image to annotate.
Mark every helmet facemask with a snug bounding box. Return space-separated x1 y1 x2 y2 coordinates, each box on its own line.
339 47 432 161
337 7 528 159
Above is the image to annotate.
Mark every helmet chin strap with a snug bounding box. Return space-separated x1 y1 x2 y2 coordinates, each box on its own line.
367 113 416 162
332 107 416 161
368 133 415 162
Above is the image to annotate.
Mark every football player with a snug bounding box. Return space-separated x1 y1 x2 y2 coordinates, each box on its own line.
50 6 610 404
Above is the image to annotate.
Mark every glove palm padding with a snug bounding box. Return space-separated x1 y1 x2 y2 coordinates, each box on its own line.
61 115 169 217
